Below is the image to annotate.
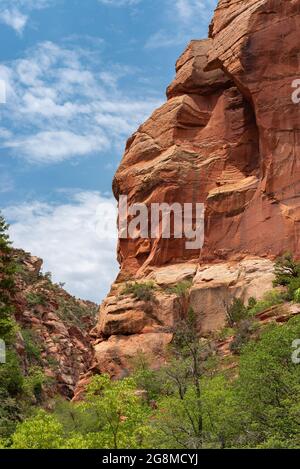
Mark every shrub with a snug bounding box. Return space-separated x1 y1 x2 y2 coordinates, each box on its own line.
167 280 192 298
57 297 97 329
0 349 23 396
23 367 46 402
229 319 256 355
236 315 300 447
247 297 257 309
286 277 300 301
21 329 42 364
132 352 165 401
226 298 248 327
217 327 235 341
122 281 156 302
247 290 284 316
26 292 46 307
294 288 300 303
273 252 300 287
0 213 17 345
0 389 22 439
11 410 64 449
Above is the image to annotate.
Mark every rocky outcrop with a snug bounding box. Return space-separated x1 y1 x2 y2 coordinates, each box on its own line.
85 0 300 379
12 250 97 398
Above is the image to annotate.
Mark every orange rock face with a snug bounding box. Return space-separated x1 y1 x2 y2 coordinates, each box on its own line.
88 0 300 379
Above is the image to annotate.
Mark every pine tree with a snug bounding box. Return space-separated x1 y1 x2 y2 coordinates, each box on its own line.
0 213 17 343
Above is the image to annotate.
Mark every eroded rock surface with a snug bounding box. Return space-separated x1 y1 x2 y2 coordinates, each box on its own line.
12 250 97 399
86 0 300 380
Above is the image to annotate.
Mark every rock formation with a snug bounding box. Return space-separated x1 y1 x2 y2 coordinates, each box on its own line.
12 249 97 399
87 0 300 379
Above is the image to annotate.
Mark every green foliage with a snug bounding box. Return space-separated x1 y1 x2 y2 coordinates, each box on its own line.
12 374 149 449
273 253 300 300
21 329 42 364
227 290 284 328
5 315 300 449
56 296 97 329
226 298 248 326
0 349 23 397
11 410 64 449
132 352 165 401
229 319 258 355
26 292 46 307
0 389 23 439
167 280 192 298
23 367 46 402
234 315 300 447
286 277 300 301
294 288 300 303
0 213 17 345
83 375 149 449
247 290 284 316
217 326 235 341
273 252 300 287
3 237 300 450
122 281 156 302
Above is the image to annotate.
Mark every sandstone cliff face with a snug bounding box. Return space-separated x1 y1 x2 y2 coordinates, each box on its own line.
12 250 97 398
89 0 300 378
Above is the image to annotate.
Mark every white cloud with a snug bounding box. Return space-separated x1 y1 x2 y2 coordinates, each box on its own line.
4 191 119 302
0 8 28 35
0 40 161 164
5 130 110 164
98 0 141 6
146 0 217 49
0 0 54 35
174 0 217 22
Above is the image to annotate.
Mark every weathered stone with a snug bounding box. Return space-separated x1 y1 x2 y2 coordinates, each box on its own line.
83 0 300 385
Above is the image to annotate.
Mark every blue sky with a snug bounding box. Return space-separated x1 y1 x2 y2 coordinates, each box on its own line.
0 0 217 302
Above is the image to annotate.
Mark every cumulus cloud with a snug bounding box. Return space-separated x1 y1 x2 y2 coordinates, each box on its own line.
4 191 119 302
0 40 161 164
5 130 110 164
0 0 54 34
146 0 217 49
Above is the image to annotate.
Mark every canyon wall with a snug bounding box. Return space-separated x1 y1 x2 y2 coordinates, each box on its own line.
12 249 97 399
88 0 300 379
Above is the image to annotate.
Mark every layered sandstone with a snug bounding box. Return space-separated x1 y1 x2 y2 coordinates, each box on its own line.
88 0 300 378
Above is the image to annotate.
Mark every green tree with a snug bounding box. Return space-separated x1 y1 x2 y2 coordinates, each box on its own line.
0 213 17 343
11 410 64 449
226 298 248 326
146 309 213 449
0 214 24 439
234 316 300 447
82 375 148 449
273 252 300 287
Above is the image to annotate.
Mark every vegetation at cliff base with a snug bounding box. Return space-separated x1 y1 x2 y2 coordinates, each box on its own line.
2 312 300 449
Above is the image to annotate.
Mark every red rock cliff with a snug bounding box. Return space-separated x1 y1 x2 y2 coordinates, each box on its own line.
87 0 300 379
